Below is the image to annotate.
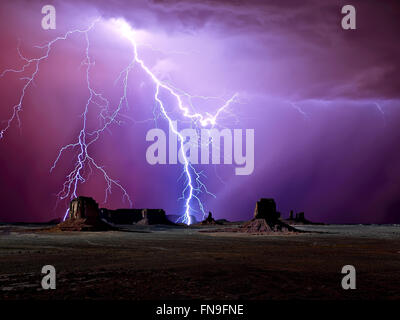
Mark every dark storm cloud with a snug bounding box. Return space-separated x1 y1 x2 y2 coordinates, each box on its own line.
9 0 400 101
84 0 400 101
1 0 400 224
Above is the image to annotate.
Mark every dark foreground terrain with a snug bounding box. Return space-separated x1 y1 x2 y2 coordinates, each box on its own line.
0 223 399 300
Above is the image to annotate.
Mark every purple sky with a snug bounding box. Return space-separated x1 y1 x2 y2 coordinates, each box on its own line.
0 0 399 223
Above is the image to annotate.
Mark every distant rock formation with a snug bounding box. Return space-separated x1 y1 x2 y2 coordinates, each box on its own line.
242 198 298 233
285 210 323 225
201 212 221 225
201 198 301 234
69 197 99 223
136 209 173 225
101 208 172 225
239 218 297 233
56 197 113 231
253 198 281 225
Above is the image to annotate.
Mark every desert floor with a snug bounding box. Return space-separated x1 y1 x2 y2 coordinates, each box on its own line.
0 223 399 300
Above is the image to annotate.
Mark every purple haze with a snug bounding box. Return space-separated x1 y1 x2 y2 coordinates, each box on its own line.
0 0 400 224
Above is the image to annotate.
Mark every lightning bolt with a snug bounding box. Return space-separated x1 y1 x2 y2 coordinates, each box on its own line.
374 102 386 126
0 21 99 138
289 102 309 119
0 17 238 224
50 23 133 214
114 19 238 224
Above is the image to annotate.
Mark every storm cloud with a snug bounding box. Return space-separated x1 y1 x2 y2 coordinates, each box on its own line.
0 0 399 223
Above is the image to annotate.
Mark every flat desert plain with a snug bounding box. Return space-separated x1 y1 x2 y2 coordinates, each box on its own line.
0 223 399 300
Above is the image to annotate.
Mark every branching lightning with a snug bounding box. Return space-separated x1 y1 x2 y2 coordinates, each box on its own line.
0 17 238 224
289 102 309 119
114 19 238 224
374 102 386 126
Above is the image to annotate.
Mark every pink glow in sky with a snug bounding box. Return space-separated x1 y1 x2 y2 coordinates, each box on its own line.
0 0 400 223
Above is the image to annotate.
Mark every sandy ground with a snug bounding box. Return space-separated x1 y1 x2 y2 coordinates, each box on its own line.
0 223 399 300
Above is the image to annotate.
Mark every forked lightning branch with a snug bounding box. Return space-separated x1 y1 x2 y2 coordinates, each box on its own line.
0 17 242 224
